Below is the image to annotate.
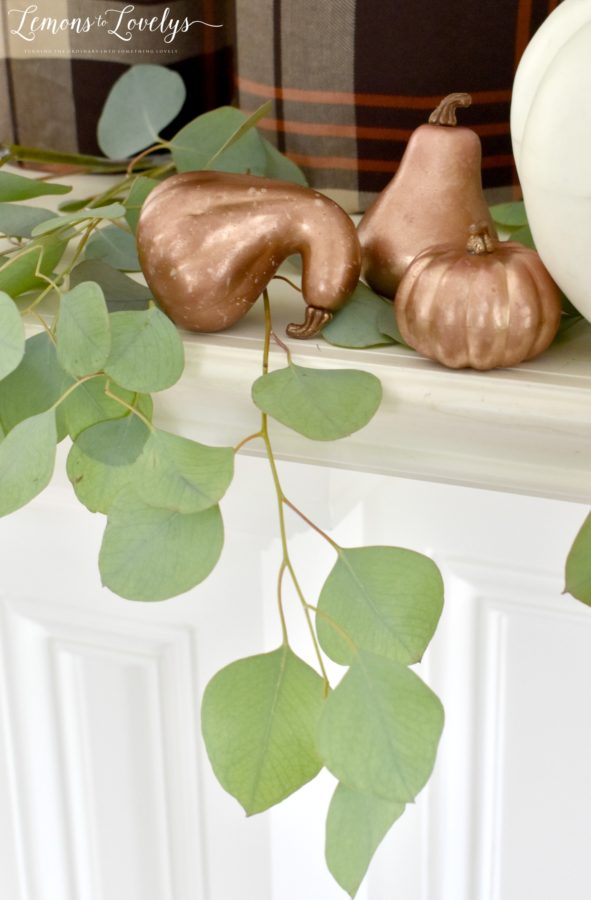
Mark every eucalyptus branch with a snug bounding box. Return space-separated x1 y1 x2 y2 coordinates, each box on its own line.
261 289 330 692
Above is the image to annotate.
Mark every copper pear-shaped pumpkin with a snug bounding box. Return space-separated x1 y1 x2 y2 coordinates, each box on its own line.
394 224 562 370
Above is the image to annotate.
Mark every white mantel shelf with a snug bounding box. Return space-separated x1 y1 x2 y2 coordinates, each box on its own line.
154 280 591 505
17 169 591 505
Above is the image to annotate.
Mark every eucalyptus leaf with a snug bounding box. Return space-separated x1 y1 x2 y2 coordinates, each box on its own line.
0 203 54 238
252 363 382 441
63 376 152 440
125 176 160 232
58 195 96 213
31 203 126 237
489 201 528 229
0 291 25 379
85 225 140 271
317 650 444 803
0 171 72 201
0 410 57 516
325 783 404 897
0 332 72 436
99 488 224 601
105 306 184 392
565 513 591 606
322 282 396 348
0 235 68 296
56 282 110 377
262 139 308 185
510 224 535 250
201 646 325 815
76 414 150 466
67 399 153 513
97 64 186 159
70 259 151 312
137 429 234 513
317 546 444 666
378 305 408 346
170 106 267 174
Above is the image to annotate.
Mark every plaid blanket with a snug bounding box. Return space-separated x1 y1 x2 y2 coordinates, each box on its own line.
1 1 560 211
236 0 562 210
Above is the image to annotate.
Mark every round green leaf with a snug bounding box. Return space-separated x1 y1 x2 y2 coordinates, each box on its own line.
489 201 528 229
67 408 152 514
0 171 72 201
201 646 325 815
0 235 68 297
0 410 57 516
326 783 404 897
317 546 444 666
63 379 152 440
322 283 396 349
76 414 150 466
56 282 110 377
70 260 151 312
0 291 25 379
252 363 382 441
105 306 184 393
317 651 444 804
85 225 140 272
97 64 186 159
137 429 234 513
170 106 267 174
0 203 55 238
99 488 224 601
565 513 591 606
30 203 126 237
0 332 72 436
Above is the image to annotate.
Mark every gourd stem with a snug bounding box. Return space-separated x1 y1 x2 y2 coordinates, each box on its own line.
466 222 496 255
428 92 472 127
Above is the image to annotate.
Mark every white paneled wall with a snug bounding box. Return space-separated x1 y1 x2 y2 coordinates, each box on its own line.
0 449 589 900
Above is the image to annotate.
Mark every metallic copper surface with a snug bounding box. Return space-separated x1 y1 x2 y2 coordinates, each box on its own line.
394 225 562 371
136 171 361 338
358 93 497 297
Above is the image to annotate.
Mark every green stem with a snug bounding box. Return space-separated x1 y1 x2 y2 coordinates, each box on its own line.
103 384 155 431
261 290 330 693
282 496 341 552
234 431 263 453
277 562 289 645
2 143 160 174
50 372 102 409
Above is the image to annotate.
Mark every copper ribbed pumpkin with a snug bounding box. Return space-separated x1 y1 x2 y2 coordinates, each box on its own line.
394 224 562 370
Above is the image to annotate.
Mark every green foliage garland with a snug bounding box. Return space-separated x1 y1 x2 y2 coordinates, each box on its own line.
1 63 586 895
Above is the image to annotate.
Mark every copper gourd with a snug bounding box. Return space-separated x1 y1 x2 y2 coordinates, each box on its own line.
136 171 361 339
358 92 497 297
394 224 562 371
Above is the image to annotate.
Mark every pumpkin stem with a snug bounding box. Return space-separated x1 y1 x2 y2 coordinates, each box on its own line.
466 222 496 255
428 92 472 127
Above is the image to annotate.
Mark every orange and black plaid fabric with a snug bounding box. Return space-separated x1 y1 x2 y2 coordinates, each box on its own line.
236 0 562 211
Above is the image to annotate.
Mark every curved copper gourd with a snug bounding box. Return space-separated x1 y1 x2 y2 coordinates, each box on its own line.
394 223 562 370
358 92 498 297
136 171 361 338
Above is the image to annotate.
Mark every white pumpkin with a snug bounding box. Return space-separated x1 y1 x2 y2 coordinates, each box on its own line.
511 0 591 322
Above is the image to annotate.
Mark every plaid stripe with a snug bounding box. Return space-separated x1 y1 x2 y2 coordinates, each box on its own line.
237 0 562 211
